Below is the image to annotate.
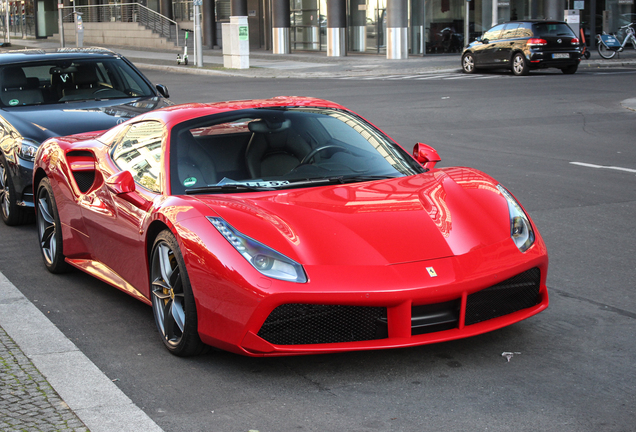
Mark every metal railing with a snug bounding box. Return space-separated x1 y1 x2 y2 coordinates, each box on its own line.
59 3 180 46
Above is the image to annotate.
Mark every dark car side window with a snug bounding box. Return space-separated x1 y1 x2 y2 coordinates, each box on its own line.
501 23 521 39
112 121 165 193
483 24 506 42
516 22 534 38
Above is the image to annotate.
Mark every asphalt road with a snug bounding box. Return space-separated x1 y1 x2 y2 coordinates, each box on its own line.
1 67 635 432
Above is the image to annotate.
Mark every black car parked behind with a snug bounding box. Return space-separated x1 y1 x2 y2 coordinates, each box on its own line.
0 48 171 226
461 20 581 76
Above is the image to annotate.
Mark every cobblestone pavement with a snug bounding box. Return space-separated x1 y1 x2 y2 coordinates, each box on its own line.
0 326 89 432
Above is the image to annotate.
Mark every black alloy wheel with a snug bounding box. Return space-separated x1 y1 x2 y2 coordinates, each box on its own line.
511 53 529 76
0 159 32 226
150 230 205 356
462 53 476 74
36 177 71 273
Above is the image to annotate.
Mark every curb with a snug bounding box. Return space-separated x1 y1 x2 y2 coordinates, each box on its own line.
0 271 164 432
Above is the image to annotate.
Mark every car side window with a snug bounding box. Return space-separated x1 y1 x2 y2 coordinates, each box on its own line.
516 22 533 38
112 121 165 193
483 24 506 42
501 23 521 39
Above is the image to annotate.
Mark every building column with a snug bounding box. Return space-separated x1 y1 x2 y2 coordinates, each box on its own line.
327 0 346 56
544 0 565 20
386 0 408 59
160 0 172 20
349 0 366 52
272 0 290 54
231 0 248 16
203 0 216 48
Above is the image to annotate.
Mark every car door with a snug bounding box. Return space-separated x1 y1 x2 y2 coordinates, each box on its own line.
474 24 506 66
491 23 521 66
80 120 165 297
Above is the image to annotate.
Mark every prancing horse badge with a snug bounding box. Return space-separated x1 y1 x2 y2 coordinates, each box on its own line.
426 267 438 277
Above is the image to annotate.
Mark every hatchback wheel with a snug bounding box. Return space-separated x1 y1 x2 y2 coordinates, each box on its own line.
36 177 71 273
462 53 476 74
511 53 529 76
150 230 206 356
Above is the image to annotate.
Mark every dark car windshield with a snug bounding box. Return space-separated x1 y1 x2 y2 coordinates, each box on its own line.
0 58 156 108
170 107 425 195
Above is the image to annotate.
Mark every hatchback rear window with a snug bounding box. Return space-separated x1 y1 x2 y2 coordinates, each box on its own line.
533 23 575 38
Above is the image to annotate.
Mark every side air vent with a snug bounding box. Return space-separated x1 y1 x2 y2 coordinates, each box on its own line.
67 151 96 193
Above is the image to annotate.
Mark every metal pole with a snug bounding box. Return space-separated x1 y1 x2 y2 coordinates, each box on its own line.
195 3 203 67
464 0 469 48
58 2 64 47
6 0 10 45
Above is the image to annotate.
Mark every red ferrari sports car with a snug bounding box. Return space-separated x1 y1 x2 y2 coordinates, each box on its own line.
33 97 548 357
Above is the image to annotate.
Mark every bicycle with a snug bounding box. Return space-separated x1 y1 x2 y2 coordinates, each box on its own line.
597 23 636 59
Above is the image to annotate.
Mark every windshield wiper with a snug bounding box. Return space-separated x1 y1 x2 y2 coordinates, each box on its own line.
185 184 274 194
276 175 397 190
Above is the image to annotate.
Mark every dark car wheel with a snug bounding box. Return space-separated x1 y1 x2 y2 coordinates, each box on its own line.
150 230 205 356
36 177 71 273
0 159 33 226
561 64 578 74
511 53 529 76
462 53 476 74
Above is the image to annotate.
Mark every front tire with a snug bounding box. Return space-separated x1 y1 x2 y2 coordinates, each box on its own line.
0 159 33 226
150 230 205 356
597 42 616 59
511 53 529 76
561 64 578 74
36 177 71 273
462 53 476 74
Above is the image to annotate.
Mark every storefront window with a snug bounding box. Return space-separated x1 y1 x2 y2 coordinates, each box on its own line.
291 0 326 50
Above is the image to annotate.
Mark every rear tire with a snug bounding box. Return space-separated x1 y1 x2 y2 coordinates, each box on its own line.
462 53 476 74
36 177 71 273
511 53 529 76
597 42 616 59
561 64 578 74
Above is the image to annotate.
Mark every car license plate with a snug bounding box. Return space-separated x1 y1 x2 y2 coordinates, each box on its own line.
552 53 569 59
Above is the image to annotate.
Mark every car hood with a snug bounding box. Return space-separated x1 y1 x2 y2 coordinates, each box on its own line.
193 168 512 266
1 97 170 143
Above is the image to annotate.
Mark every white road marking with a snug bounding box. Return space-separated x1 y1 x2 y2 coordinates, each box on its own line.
570 162 636 173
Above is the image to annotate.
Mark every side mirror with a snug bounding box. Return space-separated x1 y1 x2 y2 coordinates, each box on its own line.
156 84 170 99
106 171 152 211
413 143 441 169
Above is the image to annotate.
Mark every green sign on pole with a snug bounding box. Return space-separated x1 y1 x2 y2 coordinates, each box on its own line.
239 26 248 41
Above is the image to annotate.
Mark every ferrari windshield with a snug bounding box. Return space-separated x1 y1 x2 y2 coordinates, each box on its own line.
0 58 155 107
170 107 425 194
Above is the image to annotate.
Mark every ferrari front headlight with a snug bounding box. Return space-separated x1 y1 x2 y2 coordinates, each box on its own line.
497 185 535 253
17 138 40 161
208 217 307 283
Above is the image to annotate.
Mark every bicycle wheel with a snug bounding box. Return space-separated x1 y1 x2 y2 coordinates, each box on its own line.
597 42 616 59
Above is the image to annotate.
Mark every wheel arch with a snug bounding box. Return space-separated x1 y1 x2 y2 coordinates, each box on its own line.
33 167 48 198
145 219 173 260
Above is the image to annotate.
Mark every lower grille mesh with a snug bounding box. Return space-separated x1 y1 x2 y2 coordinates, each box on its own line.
465 267 542 325
257 304 387 345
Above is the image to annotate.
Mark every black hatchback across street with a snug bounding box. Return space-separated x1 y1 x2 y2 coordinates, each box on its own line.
461 20 581 76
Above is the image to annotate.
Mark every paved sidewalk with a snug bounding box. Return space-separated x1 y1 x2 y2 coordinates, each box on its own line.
0 272 163 432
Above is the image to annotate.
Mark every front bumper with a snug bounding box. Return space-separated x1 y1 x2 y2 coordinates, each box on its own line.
192 238 549 357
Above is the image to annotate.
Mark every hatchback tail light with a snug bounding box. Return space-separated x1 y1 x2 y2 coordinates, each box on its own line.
527 38 547 46
570 38 580 45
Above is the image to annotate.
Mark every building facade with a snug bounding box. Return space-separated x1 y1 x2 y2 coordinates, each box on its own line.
3 0 635 57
